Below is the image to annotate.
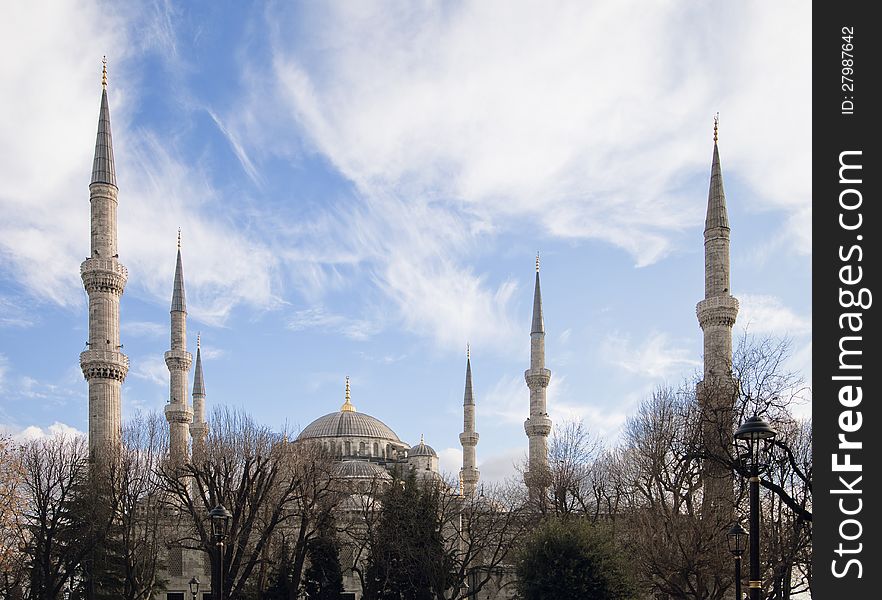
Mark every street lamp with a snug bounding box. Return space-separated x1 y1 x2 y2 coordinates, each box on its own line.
734 416 776 600
188 576 200 600
209 504 232 600
727 521 748 600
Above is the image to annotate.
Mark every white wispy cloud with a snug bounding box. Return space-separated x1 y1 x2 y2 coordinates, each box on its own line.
123 320 166 338
129 355 168 386
250 0 810 352
10 421 85 443
602 331 701 379
288 306 380 341
737 294 811 336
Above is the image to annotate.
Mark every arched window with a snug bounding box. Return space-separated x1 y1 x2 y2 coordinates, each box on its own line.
359 441 365 455
345 441 351 456
373 442 379 457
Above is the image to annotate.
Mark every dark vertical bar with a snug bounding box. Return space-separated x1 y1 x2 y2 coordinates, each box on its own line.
814 2 879 598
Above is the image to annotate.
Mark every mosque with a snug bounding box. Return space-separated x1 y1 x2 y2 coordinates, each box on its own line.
78 61 737 599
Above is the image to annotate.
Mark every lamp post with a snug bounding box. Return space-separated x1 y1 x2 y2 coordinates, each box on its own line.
727 521 748 600
188 576 200 600
734 416 776 600
209 504 232 600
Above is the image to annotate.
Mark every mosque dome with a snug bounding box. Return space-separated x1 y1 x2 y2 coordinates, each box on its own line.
297 410 402 442
408 436 437 458
296 376 402 443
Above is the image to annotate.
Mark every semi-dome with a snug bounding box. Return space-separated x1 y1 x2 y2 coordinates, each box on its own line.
297 410 402 442
334 460 393 481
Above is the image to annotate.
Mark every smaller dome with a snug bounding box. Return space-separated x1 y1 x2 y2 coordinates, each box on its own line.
409 436 437 458
334 460 392 481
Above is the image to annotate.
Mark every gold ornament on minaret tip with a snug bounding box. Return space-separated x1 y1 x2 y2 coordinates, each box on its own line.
713 112 719 144
536 252 540 273
341 376 356 412
197 332 201 349
102 56 107 88
177 228 181 249
467 343 470 360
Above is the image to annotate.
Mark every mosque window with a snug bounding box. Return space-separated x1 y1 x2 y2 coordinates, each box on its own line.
359 441 366 455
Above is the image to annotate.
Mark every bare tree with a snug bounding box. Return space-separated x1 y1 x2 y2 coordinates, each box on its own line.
158 407 342 599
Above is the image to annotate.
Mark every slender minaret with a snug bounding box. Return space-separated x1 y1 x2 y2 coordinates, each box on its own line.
459 345 480 495
80 58 129 459
165 231 193 465
524 254 552 489
190 333 208 459
696 115 739 517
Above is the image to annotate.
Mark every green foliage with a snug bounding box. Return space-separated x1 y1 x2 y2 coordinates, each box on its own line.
362 471 453 600
302 531 344 600
516 517 635 600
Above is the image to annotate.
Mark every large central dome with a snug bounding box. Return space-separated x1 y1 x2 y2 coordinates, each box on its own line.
297 410 401 442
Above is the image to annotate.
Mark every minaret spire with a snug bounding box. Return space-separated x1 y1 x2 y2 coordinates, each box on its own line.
92 58 116 187
81 60 128 459
190 333 208 460
165 232 193 466
460 346 479 495
696 114 739 518
524 257 552 491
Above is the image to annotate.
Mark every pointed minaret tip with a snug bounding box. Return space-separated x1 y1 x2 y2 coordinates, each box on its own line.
531 257 544 334
192 334 206 397
705 114 729 231
92 57 117 187
171 233 187 312
466 343 470 360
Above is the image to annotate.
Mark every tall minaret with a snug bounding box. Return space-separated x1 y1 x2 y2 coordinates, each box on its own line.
524 254 552 488
696 115 739 516
80 58 129 459
190 333 208 459
165 231 193 465
459 345 480 495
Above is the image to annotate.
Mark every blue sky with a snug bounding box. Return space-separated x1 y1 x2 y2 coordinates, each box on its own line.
0 1 811 481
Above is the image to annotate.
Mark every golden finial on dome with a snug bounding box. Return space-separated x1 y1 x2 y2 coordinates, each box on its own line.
341 376 356 412
102 56 107 88
713 112 719 144
420 433 424 444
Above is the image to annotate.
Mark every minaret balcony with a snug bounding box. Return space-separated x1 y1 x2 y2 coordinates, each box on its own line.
524 415 552 437
164 403 193 424
80 349 129 381
81 258 128 294
696 295 739 328
164 349 192 371
459 431 479 446
524 368 551 388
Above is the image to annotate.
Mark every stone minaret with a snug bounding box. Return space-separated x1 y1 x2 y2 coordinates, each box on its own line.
190 333 208 459
524 255 552 488
459 345 480 495
165 232 193 465
81 59 129 459
696 115 739 517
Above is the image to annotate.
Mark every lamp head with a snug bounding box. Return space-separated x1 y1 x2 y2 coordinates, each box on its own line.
727 521 748 556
